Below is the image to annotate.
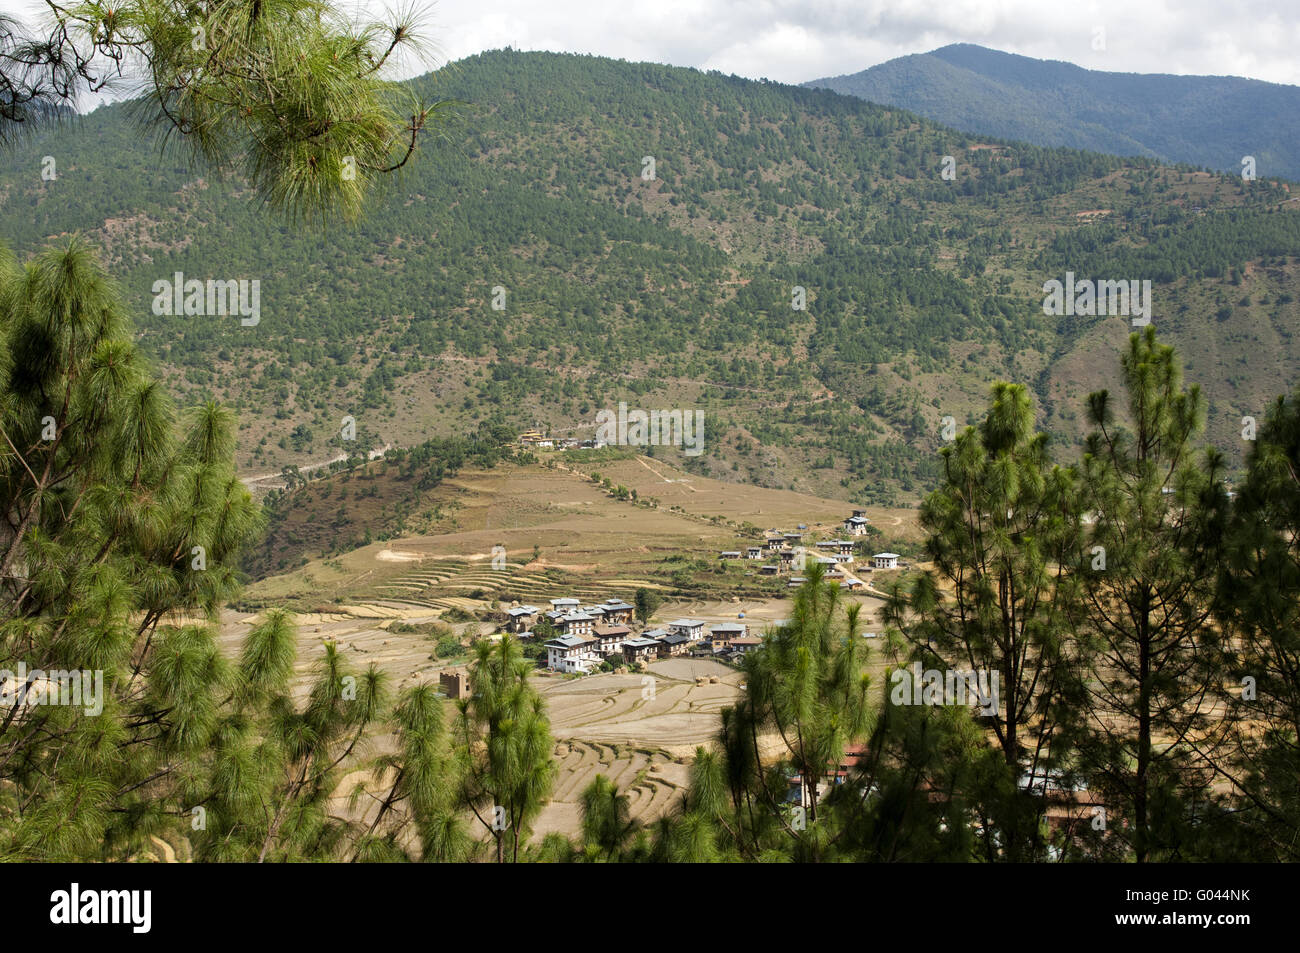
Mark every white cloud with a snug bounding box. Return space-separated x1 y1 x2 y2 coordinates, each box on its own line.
2 0 1296 102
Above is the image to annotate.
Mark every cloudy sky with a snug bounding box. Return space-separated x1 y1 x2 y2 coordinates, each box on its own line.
4 0 1298 98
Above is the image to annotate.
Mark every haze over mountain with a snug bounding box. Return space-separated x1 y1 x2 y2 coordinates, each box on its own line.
805 44 1300 182
2 49 1297 507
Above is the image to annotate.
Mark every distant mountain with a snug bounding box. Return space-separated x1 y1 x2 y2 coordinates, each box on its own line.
805 44 1300 181
2 50 1298 510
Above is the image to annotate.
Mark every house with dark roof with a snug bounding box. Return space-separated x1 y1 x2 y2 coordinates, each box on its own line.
600 600 635 625
544 634 600 674
657 632 692 657
505 605 541 633
622 636 663 666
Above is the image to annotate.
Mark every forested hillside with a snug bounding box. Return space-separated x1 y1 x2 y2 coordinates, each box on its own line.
806 43 1300 181
2 49 1297 503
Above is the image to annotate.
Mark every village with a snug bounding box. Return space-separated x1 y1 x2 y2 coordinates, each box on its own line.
463 506 906 677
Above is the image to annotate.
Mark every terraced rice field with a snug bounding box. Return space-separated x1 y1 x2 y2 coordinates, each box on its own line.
367 553 658 612
533 740 690 838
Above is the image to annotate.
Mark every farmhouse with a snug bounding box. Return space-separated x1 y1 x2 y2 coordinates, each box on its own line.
667 619 707 641
764 536 783 552
759 564 779 575
545 634 600 674
708 622 746 651
599 600 635 625
622 637 662 665
843 515 870 535
550 597 581 610
554 611 595 637
505 605 541 633
719 550 742 559
657 632 692 657
731 636 762 654
873 552 900 570
745 547 764 559
592 623 631 655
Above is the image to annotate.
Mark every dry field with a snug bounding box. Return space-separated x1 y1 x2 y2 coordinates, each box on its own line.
242 456 921 609
223 457 918 844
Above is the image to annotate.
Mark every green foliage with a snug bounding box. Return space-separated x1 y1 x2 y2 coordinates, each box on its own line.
455 637 556 862
4 0 451 222
1072 329 1228 862
5 51 1293 493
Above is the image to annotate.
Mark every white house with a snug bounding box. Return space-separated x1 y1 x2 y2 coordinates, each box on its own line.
555 611 595 637
545 634 600 673
873 552 900 570
592 623 631 655
667 619 707 641
816 539 856 560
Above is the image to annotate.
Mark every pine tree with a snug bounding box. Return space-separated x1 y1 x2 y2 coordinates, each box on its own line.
881 381 1085 860
2 0 452 220
1213 387 1300 860
576 773 639 861
455 636 556 862
691 564 873 861
1073 328 1227 862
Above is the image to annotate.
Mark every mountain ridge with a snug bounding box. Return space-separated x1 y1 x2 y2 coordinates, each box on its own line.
805 43 1300 181
1 49 1297 509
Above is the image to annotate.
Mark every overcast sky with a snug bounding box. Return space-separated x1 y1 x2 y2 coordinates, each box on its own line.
4 0 1298 104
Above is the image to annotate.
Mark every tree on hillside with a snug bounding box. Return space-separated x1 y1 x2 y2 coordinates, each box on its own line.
353 681 473 863
880 381 1086 860
1 0 452 220
634 586 660 625
576 772 640 862
1212 387 1300 860
0 239 393 860
694 564 874 861
1073 328 1228 862
454 636 556 862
